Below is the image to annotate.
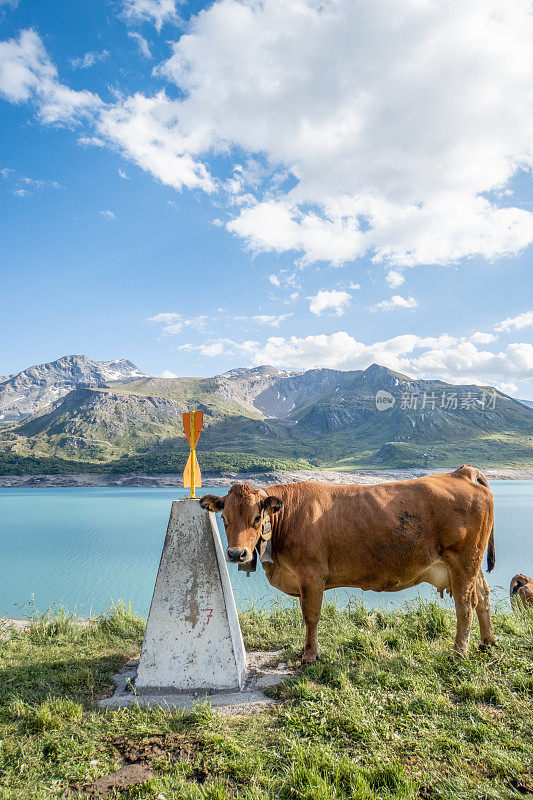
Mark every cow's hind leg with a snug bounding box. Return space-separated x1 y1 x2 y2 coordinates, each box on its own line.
299 583 324 664
476 570 496 648
449 564 477 659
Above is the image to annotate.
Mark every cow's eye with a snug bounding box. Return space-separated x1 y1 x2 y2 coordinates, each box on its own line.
254 515 261 525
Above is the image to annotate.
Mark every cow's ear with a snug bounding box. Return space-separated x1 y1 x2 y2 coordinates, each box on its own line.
262 495 283 514
199 494 225 512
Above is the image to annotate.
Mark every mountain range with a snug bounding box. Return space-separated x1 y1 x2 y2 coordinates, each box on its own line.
0 355 143 425
0 355 531 473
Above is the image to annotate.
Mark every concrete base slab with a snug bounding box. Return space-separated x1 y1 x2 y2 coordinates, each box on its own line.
99 652 294 713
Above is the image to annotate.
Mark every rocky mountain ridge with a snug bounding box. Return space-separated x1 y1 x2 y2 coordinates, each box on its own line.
0 356 531 471
0 355 144 424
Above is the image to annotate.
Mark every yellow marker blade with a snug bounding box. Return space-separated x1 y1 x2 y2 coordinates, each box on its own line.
192 410 203 446
183 411 203 447
183 453 202 488
183 412 191 444
183 410 203 497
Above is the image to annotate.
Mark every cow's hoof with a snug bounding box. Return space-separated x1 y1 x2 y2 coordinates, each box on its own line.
301 655 320 666
480 639 497 651
453 648 467 661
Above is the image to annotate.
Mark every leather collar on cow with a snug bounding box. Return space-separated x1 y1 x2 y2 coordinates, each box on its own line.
238 489 274 576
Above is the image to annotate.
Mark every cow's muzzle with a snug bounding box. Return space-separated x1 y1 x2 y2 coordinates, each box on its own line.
227 547 249 563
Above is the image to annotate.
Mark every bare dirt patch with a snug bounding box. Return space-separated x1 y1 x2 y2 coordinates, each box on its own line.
69 734 202 797
112 732 202 764
70 763 154 797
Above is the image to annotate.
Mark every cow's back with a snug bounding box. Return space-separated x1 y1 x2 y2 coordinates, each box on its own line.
266 467 493 592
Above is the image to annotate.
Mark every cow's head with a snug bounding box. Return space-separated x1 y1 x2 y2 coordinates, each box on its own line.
510 574 528 594
199 483 283 564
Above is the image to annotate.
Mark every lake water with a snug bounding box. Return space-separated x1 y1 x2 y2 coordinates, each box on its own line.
0 482 531 618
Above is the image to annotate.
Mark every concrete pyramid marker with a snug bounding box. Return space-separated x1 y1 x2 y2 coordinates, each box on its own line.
136 499 246 693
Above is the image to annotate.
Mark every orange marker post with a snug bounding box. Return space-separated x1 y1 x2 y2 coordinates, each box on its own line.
183 410 203 498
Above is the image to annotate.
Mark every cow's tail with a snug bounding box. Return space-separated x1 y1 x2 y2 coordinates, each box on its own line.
472 468 495 573
486 523 495 573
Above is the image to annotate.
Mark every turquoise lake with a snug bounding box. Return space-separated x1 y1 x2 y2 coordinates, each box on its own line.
0 482 531 618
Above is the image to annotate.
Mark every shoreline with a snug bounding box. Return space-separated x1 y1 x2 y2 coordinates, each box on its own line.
0 466 532 488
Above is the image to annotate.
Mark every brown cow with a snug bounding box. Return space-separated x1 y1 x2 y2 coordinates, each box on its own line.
510 574 533 608
200 464 496 662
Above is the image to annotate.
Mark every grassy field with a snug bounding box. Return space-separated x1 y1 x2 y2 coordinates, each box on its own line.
0 600 532 799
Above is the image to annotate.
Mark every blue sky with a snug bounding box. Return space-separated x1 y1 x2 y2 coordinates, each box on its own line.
1 0 532 397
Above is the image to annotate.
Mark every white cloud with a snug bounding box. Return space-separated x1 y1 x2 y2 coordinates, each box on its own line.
179 339 233 358
411 341 533 386
496 381 518 396
494 310 533 333
227 200 365 265
127 31 152 59
253 313 292 328
148 311 209 336
99 209 116 220
70 50 109 70
78 135 105 147
0 29 56 102
97 91 215 192
123 0 178 31
470 331 497 345
159 0 533 267
150 312 184 335
118 168 129 179
386 270 404 288
161 369 178 378
200 341 228 357
0 29 101 122
309 289 351 317
3 2 533 271
198 341 230 358
1 168 63 195
189 330 533 388
230 332 444 373
266 270 300 295
372 295 417 312
349 282 360 290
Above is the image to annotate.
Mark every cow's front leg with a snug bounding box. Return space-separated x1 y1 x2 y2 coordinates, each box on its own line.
299 583 324 664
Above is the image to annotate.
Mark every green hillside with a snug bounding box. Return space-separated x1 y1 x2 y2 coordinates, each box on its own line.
0 363 531 474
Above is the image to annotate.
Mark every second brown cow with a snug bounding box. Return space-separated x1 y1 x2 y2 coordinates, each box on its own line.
200 464 496 661
510 574 533 608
